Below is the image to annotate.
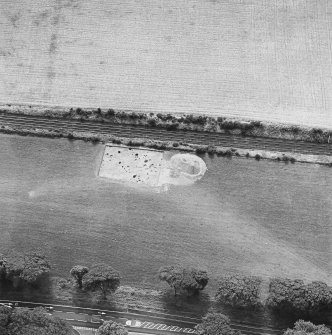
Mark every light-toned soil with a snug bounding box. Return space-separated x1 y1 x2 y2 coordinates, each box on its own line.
99 145 208 190
99 145 164 187
1 0 332 128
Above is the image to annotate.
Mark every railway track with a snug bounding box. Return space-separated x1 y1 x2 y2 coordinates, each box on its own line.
0 113 330 156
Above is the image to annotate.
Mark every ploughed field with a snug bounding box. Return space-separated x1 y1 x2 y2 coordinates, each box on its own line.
1 0 332 128
0 134 331 291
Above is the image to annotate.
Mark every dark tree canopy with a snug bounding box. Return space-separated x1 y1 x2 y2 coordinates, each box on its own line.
216 274 262 308
0 256 7 280
97 320 128 335
195 312 241 335
0 251 51 285
304 281 332 312
0 305 12 335
0 306 72 335
266 278 308 311
70 265 89 289
266 278 332 313
83 263 120 298
158 266 183 295
284 320 331 335
19 252 51 283
158 265 209 296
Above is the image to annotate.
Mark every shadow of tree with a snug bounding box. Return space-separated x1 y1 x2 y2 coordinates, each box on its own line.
161 289 211 318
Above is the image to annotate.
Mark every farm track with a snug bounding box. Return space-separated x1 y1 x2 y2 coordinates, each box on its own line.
0 113 331 156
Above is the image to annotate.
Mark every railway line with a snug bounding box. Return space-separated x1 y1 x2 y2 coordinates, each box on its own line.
0 113 330 156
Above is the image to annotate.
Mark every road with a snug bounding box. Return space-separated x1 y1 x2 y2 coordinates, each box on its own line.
0 300 284 335
0 113 331 156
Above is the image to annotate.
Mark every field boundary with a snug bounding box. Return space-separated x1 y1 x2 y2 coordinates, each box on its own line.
0 122 331 167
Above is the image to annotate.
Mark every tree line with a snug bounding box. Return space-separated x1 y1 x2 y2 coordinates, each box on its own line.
1 250 332 335
0 305 331 335
0 306 72 335
93 318 332 335
1 251 332 315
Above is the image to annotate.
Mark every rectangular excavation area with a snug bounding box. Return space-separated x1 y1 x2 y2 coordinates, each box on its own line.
98 145 164 187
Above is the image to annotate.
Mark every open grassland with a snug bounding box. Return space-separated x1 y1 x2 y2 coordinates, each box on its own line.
0 134 330 293
1 0 332 128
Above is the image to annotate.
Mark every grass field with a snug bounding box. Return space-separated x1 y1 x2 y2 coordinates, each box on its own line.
1 0 332 128
0 134 330 294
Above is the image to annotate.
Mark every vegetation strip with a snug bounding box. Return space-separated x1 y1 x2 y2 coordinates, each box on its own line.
1 250 332 333
1 251 332 324
0 113 330 156
1 104 332 144
0 123 331 166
